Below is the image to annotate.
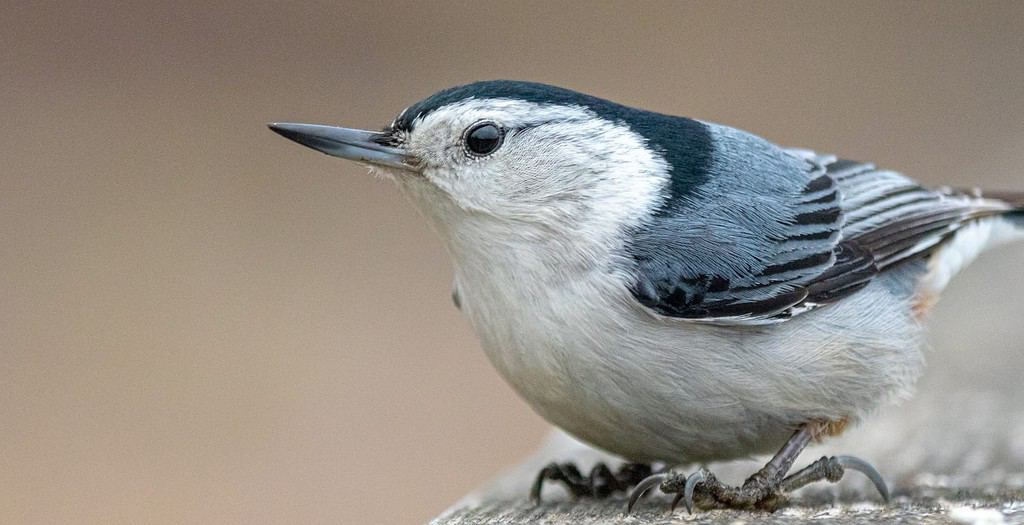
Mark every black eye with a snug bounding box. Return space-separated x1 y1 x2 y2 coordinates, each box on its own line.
464 122 503 156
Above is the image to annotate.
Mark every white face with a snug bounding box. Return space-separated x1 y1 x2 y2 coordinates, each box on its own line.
388 99 669 242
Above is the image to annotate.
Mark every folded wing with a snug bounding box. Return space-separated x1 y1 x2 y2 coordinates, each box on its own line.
629 151 1014 325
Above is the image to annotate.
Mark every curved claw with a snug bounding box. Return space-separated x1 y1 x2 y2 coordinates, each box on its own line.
835 455 890 503
669 492 684 514
626 473 669 514
529 464 555 504
682 470 705 514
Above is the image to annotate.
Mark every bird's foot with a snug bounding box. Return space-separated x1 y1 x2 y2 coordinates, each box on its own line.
627 455 888 514
530 461 653 503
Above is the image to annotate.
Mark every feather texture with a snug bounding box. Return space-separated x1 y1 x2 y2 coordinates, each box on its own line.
626 137 1018 325
627 127 845 323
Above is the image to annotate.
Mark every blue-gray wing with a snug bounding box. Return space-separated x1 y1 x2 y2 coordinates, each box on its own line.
628 148 854 324
628 145 1010 325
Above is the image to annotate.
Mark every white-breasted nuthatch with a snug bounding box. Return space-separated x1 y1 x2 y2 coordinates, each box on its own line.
269 80 1024 513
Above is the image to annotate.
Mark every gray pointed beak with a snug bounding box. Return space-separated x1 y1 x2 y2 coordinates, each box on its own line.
267 122 414 170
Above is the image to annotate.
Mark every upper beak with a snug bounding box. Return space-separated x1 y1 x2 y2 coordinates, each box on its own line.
267 122 413 170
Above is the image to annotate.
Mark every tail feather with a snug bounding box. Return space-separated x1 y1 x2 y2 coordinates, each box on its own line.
983 191 1024 231
977 189 1024 240
915 188 1024 303
949 187 1024 224
982 190 1024 212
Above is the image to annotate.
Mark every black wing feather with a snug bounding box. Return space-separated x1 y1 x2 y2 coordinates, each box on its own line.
631 154 845 322
631 153 1013 325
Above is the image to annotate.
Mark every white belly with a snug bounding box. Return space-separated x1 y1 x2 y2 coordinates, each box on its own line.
455 266 925 464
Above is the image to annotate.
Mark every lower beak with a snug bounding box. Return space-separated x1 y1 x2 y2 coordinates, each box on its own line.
268 122 413 170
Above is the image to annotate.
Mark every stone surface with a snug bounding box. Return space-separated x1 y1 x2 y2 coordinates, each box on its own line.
432 431 1024 524
434 489 1024 525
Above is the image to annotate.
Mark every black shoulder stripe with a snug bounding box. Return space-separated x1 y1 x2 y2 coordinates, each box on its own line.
794 207 843 226
761 251 834 276
804 173 835 193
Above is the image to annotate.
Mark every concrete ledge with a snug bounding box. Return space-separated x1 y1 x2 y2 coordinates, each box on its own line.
432 431 1024 524
434 487 1024 525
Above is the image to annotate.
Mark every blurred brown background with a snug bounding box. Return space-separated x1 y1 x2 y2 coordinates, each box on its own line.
2 2 1024 524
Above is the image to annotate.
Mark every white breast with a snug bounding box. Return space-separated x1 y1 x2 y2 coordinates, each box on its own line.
452 242 926 464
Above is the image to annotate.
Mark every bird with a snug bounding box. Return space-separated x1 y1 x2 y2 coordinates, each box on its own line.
268 80 1024 513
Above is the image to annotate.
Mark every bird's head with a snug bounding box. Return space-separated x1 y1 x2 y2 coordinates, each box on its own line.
270 81 707 262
